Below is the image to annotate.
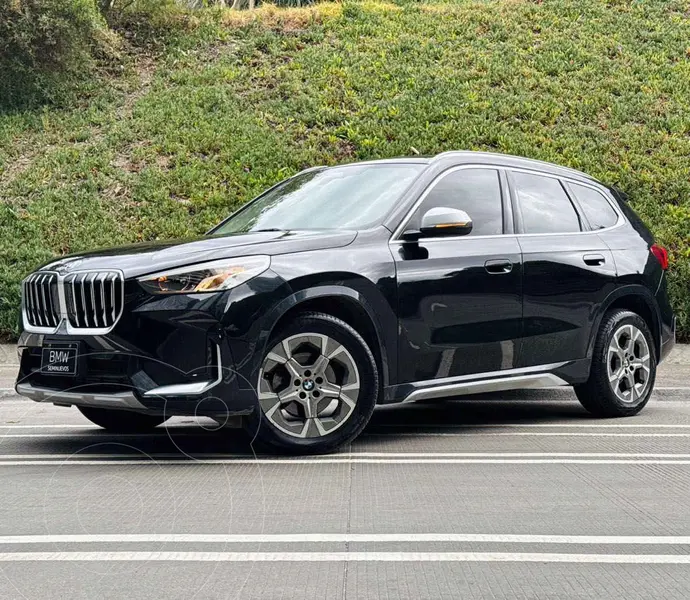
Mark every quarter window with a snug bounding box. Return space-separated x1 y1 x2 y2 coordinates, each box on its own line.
410 168 503 237
512 172 581 234
570 183 618 230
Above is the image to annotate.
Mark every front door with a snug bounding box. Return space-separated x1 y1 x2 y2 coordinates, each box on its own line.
393 166 523 383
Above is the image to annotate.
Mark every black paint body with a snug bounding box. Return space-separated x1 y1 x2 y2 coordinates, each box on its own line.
17 152 676 416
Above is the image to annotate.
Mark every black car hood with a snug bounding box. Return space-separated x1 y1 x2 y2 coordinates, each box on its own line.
39 230 358 278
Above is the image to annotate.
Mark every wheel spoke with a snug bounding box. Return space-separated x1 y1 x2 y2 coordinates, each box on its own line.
313 417 328 437
320 380 342 398
326 342 347 361
278 387 301 404
632 328 645 355
608 366 624 384
631 358 650 373
626 373 637 402
310 354 329 377
607 344 623 359
340 392 357 409
283 357 303 381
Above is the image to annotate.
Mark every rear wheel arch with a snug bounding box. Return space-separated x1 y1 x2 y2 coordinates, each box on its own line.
590 287 661 359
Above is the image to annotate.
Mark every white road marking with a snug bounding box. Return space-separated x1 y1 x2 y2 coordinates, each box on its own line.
2 452 690 460
377 423 690 429
3 457 690 466
368 432 690 438
3 432 690 441
655 387 690 391
5 422 690 430
0 433 201 438
1 551 690 563
1 533 690 545
0 424 95 429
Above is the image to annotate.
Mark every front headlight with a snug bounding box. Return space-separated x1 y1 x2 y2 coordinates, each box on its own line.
138 256 270 295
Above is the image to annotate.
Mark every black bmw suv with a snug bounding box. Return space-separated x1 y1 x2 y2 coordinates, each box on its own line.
16 151 676 453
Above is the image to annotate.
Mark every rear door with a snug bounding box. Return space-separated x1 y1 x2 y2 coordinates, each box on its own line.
393 166 523 383
508 170 617 367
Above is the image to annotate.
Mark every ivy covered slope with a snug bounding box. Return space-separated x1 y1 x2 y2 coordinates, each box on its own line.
0 0 688 340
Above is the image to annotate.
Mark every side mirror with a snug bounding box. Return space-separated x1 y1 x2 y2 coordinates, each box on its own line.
420 207 473 237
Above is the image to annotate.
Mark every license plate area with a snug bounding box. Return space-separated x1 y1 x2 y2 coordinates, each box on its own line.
40 342 80 376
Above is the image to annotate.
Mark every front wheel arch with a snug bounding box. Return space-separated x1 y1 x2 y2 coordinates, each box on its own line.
261 287 390 389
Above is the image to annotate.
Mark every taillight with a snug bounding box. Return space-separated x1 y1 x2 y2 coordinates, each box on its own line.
651 244 669 270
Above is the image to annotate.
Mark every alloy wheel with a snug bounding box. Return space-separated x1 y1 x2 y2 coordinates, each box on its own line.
606 323 651 404
258 333 361 438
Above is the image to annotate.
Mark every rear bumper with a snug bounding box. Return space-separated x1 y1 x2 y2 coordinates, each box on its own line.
655 273 676 364
660 315 676 364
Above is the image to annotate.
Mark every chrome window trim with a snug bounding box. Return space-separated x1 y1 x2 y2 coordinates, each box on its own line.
390 164 625 244
390 164 504 241
565 179 622 232
21 269 125 335
506 166 625 235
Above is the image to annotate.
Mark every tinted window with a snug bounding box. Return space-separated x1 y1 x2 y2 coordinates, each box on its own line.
570 183 618 230
512 172 581 234
213 164 424 234
411 168 503 236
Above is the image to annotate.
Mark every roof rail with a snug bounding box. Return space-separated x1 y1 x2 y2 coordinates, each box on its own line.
432 150 595 181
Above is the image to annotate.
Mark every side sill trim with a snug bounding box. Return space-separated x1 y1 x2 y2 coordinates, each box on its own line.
402 372 569 403
16 383 147 411
143 344 223 398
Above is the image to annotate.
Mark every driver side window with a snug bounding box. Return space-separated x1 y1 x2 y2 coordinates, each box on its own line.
410 168 503 237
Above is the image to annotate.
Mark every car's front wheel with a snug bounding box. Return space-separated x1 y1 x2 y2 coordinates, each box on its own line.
78 407 168 432
246 312 379 454
575 309 657 417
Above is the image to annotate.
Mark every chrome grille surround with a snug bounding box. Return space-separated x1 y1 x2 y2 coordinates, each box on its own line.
22 272 60 331
21 270 125 335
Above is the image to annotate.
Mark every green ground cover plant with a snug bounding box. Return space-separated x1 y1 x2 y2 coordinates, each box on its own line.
0 0 688 340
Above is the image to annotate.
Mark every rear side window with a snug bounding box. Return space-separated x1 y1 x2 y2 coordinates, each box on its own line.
512 172 581 234
569 183 618 230
410 168 503 236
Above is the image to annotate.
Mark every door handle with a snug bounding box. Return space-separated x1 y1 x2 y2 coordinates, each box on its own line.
484 259 513 274
583 254 606 266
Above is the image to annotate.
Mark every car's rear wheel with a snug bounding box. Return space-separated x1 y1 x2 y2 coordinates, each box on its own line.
575 309 656 417
78 406 168 432
246 312 379 454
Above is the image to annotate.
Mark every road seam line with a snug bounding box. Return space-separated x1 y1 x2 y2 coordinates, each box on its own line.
1 551 690 563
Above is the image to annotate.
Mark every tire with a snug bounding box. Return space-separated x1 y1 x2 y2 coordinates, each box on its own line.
245 312 379 454
575 309 657 418
78 406 168 432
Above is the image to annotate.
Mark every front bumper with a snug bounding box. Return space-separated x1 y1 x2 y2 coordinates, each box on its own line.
15 332 258 418
15 268 293 417
14 334 257 416
13 276 282 417
15 382 148 412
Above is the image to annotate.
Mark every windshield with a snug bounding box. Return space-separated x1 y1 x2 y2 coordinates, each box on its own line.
212 164 424 234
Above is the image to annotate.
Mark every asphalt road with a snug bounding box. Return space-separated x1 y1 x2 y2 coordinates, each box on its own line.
2 345 690 599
